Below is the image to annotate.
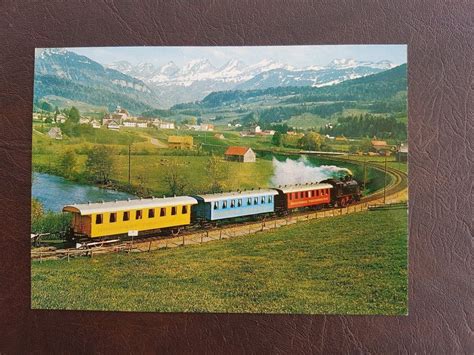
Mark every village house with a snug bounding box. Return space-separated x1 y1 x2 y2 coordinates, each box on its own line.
91 119 101 129
123 121 137 128
56 114 67 123
47 127 62 140
224 146 256 163
186 123 214 132
107 120 121 130
157 121 175 129
79 116 90 125
136 121 148 128
396 143 408 162
251 125 262 134
168 136 193 150
258 130 275 136
371 140 391 155
111 106 130 123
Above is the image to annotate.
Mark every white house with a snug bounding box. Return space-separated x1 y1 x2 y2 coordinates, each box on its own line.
137 122 148 128
123 121 137 127
91 120 101 129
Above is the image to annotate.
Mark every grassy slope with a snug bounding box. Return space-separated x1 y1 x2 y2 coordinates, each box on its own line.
32 209 408 314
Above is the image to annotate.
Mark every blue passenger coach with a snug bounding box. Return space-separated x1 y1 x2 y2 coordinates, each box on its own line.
193 189 279 221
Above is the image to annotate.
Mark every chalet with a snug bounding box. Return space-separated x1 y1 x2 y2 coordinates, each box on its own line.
168 136 193 150
224 146 256 163
47 127 62 140
214 133 225 140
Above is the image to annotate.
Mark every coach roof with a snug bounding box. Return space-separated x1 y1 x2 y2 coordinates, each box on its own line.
194 189 278 203
63 196 198 215
274 183 333 194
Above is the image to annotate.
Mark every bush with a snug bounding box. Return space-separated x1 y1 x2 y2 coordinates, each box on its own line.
31 212 72 239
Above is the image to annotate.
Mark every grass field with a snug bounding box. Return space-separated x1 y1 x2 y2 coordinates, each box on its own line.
31 209 408 314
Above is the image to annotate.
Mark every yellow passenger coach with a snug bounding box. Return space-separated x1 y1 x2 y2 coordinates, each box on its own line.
63 196 198 239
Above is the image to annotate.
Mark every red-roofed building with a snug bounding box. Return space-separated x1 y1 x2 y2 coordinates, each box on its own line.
224 146 256 163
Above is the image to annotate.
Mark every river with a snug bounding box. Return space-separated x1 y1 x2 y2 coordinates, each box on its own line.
32 172 136 212
32 155 385 212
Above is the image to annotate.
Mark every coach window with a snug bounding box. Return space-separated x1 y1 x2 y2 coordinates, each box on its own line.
136 210 142 220
268 195 273 203
230 200 235 208
95 214 103 224
289 193 292 200
148 209 155 218
254 197 258 205
109 213 117 223
222 201 227 209
123 211 130 221
238 199 242 207
247 198 252 205
213 201 219 210
305 191 309 198
160 208 166 217
316 190 319 197
182 205 188 214
261 196 265 204
171 206 177 215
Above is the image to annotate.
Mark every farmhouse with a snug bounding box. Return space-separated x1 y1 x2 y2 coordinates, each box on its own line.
107 120 121 130
91 119 101 129
224 146 256 163
159 122 175 129
168 136 193 150
47 127 62 140
371 140 391 155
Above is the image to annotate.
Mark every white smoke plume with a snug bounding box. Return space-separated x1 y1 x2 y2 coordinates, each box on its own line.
270 157 352 186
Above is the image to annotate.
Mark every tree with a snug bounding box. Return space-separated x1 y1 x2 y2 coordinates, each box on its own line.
85 145 114 183
58 150 77 178
359 138 373 153
39 100 54 112
68 106 80 123
298 132 324 151
206 154 228 193
163 159 188 196
31 198 44 224
272 131 283 147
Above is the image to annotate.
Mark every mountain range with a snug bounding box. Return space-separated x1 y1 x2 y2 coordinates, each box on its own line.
108 57 395 107
34 49 399 112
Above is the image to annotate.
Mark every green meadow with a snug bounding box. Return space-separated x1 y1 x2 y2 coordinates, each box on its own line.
31 209 408 315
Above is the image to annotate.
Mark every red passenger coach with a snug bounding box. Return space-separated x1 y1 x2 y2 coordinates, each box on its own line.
274 183 333 211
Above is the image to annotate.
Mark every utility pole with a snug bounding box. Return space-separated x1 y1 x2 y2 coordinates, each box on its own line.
363 156 367 191
383 154 387 204
128 144 131 185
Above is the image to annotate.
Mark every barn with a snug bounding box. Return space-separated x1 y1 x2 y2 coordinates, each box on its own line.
224 146 256 163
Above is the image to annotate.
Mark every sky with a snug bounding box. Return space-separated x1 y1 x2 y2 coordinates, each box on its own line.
66 45 407 68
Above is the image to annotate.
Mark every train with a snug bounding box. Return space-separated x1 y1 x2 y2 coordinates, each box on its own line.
63 176 361 241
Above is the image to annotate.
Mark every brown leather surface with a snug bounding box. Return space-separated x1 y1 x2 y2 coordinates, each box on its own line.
0 0 472 353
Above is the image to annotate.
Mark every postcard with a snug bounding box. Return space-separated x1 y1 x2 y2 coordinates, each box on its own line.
31 45 408 314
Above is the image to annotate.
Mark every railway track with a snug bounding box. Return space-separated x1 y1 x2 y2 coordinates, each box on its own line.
31 163 407 261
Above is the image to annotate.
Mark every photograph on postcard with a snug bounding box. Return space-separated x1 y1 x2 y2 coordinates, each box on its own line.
31 45 408 314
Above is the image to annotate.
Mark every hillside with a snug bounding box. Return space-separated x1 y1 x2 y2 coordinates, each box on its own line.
199 64 407 108
32 209 407 314
34 49 160 113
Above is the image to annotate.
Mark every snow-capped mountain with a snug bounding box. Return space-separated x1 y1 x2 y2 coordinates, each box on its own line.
106 56 395 106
